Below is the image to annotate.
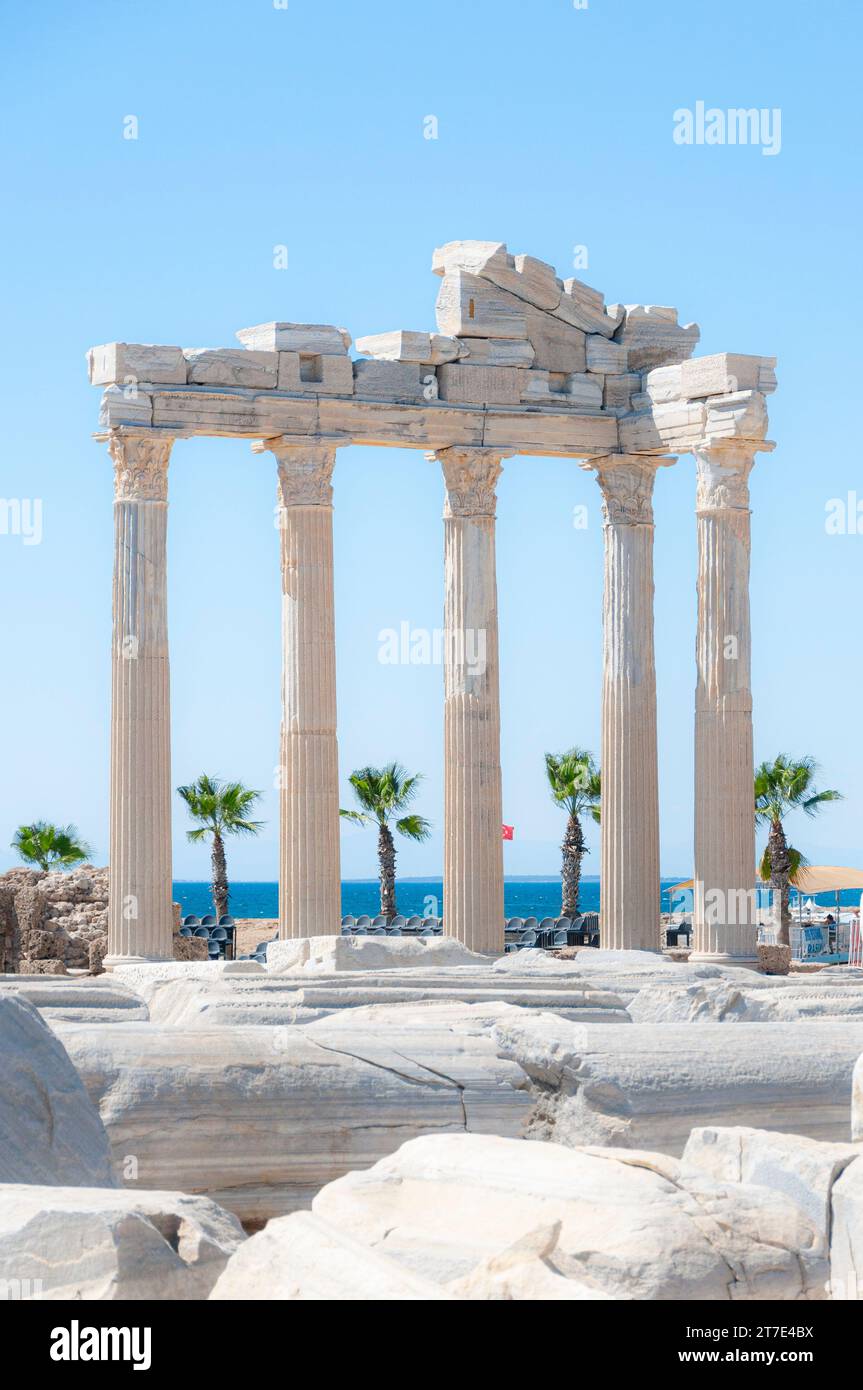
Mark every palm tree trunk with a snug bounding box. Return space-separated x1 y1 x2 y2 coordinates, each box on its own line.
378 823 397 920
211 831 229 921
561 813 583 918
768 817 791 947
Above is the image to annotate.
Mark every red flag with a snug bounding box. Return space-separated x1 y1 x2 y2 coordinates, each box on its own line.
502 824 514 841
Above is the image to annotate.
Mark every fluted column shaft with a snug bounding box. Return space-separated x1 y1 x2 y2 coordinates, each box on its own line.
594 455 670 951
105 431 174 964
438 448 505 955
262 439 341 939
692 441 758 959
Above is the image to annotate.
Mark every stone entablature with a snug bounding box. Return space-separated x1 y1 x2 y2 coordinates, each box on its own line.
87 240 777 963
88 241 775 462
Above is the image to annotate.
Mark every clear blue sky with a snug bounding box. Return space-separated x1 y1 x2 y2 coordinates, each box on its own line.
1 0 860 880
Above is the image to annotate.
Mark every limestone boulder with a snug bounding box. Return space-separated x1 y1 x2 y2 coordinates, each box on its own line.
54 1003 531 1225
681 1126 860 1250
852 1049 863 1141
0 994 114 1187
494 1013 863 1155
828 1157 863 1299
0 1184 245 1300
210 1210 447 1301
312 1133 826 1299
210 1208 609 1301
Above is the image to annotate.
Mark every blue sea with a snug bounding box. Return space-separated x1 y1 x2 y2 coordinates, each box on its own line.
171 877 861 920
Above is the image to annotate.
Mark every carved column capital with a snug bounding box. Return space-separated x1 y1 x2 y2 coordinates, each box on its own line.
694 440 759 514
435 447 507 519
256 437 339 507
105 431 173 501
591 454 675 527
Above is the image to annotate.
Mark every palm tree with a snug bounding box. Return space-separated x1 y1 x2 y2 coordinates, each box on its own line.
545 749 601 918
11 821 93 872
755 755 842 946
177 775 264 921
340 763 431 919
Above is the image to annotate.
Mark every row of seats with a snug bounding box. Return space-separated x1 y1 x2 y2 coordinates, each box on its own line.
179 914 238 961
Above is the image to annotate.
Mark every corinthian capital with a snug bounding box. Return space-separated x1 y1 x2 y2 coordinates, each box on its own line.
106 431 173 501
591 454 675 527
256 437 339 507
436 448 506 519
694 441 758 514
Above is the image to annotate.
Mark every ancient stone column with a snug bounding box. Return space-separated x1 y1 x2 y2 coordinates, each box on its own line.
692 441 762 960
433 450 500 950
104 430 175 966
437 448 506 955
592 455 672 952
260 438 341 939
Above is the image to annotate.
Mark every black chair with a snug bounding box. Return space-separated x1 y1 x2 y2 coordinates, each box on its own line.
182 915 200 928
178 926 192 938
200 915 217 928
193 926 209 939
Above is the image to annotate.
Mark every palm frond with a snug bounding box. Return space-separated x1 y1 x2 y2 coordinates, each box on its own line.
395 813 432 843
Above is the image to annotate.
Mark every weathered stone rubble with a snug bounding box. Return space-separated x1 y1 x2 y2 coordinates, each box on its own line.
4 945 863 1300
0 865 109 972
0 864 207 973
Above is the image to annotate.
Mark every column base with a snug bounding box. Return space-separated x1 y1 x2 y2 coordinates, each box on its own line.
688 951 760 970
103 953 172 971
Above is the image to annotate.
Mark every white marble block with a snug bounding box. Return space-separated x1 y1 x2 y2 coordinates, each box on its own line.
494 1014 863 1155
437 362 525 406
525 311 587 374
352 358 428 402
681 352 778 400
0 1184 245 1301
436 271 529 339
311 1132 826 1300
354 331 462 365
0 995 115 1188
99 385 154 427
236 322 351 354
184 348 279 389
619 400 707 452
603 373 641 415
432 241 562 312
554 278 623 338
642 364 684 402
520 370 603 410
457 337 536 367
830 1159 863 1299
610 305 701 371
278 352 354 395
704 389 769 441
586 336 628 374
88 342 187 386
682 1126 860 1252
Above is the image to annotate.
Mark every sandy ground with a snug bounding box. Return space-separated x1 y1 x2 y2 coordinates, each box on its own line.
233 919 278 958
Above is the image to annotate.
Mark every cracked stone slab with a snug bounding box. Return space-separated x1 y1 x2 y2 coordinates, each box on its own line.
53 1004 531 1225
